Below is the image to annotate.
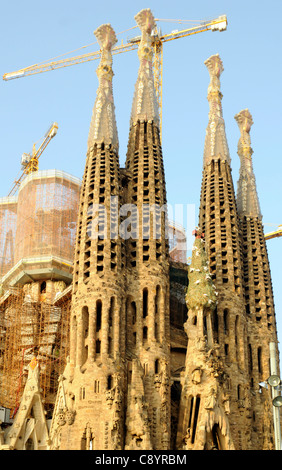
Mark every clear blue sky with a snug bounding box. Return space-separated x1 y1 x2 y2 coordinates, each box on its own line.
1 0 282 355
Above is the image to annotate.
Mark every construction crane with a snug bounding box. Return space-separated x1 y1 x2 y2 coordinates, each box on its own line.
7 122 58 197
265 225 282 241
2 15 227 134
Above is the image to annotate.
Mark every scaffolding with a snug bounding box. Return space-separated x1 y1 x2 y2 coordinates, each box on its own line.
14 170 80 265
0 169 80 417
0 285 72 418
0 168 190 417
0 197 17 279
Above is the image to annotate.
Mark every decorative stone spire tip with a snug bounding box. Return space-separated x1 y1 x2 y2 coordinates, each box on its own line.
203 53 230 165
204 54 224 82
94 23 118 50
134 8 156 34
234 108 253 151
235 108 261 218
87 23 119 151
130 9 160 127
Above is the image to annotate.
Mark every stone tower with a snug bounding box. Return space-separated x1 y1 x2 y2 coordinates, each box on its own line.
235 109 278 449
198 54 253 449
123 9 171 450
176 228 235 450
50 24 126 450
28 23 279 451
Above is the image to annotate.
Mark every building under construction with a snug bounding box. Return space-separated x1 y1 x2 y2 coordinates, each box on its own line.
0 165 187 421
0 169 81 417
0 8 281 451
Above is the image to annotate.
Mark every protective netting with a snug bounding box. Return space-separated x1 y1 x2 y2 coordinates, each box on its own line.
0 167 187 416
14 170 81 265
0 198 17 279
0 285 71 418
0 170 80 416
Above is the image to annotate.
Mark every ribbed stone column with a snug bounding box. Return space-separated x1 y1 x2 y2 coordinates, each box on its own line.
51 24 126 451
198 55 251 449
235 108 279 449
124 9 171 451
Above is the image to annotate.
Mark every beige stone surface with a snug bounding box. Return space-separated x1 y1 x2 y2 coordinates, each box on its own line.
0 14 279 452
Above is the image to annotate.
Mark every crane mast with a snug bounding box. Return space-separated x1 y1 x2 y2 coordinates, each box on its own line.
8 122 58 197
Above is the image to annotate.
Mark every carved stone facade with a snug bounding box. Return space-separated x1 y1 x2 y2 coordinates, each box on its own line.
0 10 279 451
176 231 235 450
196 55 278 450
50 22 126 451
123 9 170 450
235 108 278 449
49 10 171 450
0 358 49 450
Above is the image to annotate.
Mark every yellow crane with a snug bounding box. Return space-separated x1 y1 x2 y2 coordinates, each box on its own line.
265 225 282 241
2 15 227 134
8 122 58 196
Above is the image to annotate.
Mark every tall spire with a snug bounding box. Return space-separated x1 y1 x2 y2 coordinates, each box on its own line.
235 109 262 218
87 24 119 151
130 8 159 126
51 23 126 450
198 54 254 449
199 53 244 294
123 8 170 450
176 230 234 451
203 54 230 165
236 109 278 448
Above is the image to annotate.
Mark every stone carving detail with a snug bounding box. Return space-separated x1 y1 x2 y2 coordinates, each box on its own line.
154 373 162 389
222 390 231 415
124 360 152 450
130 8 159 126
192 368 202 384
108 373 124 450
204 384 218 410
175 227 236 450
125 394 152 450
235 109 262 218
203 54 231 165
56 408 67 427
159 366 170 448
105 389 115 408
87 24 119 150
65 409 76 425
55 405 76 427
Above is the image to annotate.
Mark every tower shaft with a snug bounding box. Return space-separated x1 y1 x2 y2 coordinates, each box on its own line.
235 109 278 449
176 231 234 450
198 55 251 449
124 9 170 450
51 24 126 451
